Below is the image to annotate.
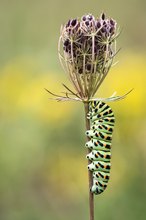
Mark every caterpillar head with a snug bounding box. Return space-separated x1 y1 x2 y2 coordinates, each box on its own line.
91 185 100 195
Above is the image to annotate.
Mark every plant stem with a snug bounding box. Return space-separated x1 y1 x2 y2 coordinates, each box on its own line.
84 102 94 220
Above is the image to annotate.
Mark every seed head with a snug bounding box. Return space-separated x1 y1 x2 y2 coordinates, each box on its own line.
58 13 119 101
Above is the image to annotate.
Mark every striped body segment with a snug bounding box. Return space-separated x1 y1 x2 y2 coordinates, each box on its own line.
86 101 115 195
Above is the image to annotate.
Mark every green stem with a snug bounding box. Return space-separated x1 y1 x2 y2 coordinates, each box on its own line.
84 102 94 220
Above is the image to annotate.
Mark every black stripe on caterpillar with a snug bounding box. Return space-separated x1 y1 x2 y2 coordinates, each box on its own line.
86 101 115 195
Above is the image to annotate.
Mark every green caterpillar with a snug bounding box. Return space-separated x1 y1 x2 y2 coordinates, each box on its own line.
85 101 115 195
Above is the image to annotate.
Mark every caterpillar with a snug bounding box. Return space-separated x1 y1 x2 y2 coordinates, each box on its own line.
85 101 115 195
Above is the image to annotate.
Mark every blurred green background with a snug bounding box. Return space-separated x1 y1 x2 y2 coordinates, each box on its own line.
0 0 146 219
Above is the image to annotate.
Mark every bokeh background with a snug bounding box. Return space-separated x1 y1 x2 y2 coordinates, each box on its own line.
0 0 146 219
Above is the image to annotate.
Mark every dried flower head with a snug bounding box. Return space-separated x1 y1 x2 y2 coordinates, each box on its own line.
58 13 119 101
